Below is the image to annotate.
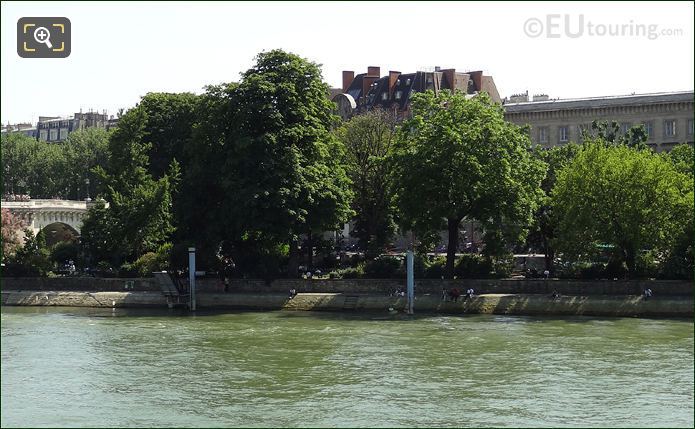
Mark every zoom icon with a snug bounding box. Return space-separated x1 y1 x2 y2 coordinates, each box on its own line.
18 17 71 58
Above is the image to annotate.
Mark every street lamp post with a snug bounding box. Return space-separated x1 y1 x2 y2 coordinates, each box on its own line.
85 178 91 202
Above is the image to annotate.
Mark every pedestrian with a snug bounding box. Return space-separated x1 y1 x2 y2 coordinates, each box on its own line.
449 288 461 302
643 288 653 300
441 288 447 302
289 287 297 299
543 269 550 279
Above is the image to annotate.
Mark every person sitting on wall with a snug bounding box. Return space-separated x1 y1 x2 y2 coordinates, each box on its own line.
643 288 653 300
449 288 461 302
551 289 560 299
441 287 448 302
289 287 297 299
464 288 475 300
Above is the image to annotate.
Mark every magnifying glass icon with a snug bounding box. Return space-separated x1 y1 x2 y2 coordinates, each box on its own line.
33 26 53 49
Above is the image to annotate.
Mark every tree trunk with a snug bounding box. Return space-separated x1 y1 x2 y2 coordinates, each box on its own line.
307 231 314 270
445 217 461 279
287 239 299 278
624 247 636 278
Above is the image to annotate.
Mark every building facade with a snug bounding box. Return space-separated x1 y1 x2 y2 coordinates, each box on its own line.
503 91 694 152
332 66 501 121
35 111 119 142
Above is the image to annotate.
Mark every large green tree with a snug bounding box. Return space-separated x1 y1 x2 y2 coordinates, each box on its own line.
185 50 353 277
85 107 179 265
552 142 693 277
337 109 397 258
392 91 546 278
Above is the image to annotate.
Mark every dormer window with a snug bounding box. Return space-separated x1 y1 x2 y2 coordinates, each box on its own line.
395 91 402 100
381 92 388 101
405 79 411 86
396 79 401 85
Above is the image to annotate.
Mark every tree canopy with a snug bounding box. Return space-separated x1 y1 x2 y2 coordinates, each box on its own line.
552 142 693 276
392 90 546 278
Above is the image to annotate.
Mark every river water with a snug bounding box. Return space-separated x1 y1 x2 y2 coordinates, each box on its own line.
1 306 693 427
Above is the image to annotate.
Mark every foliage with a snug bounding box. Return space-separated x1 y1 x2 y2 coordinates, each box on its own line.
3 230 52 277
584 120 649 149
423 256 447 279
1 129 109 200
552 142 693 277
85 107 179 266
454 254 492 278
50 241 79 265
1 208 26 260
337 109 398 257
184 49 353 278
666 144 694 177
364 255 402 278
392 90 546 278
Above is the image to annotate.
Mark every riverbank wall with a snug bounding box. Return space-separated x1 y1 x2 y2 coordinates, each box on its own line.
1 290 692 318
2 277 692 295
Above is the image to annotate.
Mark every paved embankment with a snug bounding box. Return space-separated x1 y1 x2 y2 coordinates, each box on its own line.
2 290 691 318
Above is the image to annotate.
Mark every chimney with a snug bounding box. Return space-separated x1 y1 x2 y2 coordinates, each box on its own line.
434 66 441 72
468 71 483 92
362 76 379 100
388 71 400 96
367 66 380 77
342 71 355 92
441 68 456 91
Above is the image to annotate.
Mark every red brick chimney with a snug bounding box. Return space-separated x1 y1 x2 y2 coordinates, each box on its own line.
469 71 483 92
367 66 380 77
342 71 355 92
442 69 456 91
362 76 379 99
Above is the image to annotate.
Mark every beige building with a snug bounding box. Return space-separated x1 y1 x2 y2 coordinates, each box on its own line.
503 91 694 152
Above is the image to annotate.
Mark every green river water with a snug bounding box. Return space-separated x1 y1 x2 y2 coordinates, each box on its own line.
1 306 693 427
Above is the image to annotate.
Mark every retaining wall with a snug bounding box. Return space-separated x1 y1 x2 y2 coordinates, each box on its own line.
2 277 691 296
1 291 691 318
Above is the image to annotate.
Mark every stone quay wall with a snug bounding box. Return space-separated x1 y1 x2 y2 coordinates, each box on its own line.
2 277 691 296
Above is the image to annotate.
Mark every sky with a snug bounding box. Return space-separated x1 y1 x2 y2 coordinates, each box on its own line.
1 1 693 124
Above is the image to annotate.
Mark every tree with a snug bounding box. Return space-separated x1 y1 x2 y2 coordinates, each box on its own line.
584 120 648 149
86 107 179 265
526 144 581 270
392 91 546 278
195 49 353 277
1 208 26 261
552 142 693 277
63 128 110 200
337 109 397 258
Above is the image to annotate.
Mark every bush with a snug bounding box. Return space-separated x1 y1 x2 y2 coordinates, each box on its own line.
118 262 138 278
50 241 80 265
454 254 492 278
491 255 514 278
578 263 605 279
424 257 446 279
364 256 402 278
338 264 364 279
132 252 159 277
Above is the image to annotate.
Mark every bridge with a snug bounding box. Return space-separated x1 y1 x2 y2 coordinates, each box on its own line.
1 199 106 243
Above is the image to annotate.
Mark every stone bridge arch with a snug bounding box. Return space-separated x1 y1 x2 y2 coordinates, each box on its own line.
1 199 107 242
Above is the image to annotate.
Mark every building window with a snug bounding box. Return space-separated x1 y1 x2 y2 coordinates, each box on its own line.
49 129 58 141
538 127 548 144
405 79 411 86
395 91 402 100
688 119 693 136
381 92 388 101
59 128 69 140
642 122 653 139
620 123 632 134
664 120 677 137
559 126 569 143
39 130 48 141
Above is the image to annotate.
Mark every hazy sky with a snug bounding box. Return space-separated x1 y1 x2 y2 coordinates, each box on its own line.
2 1 693 124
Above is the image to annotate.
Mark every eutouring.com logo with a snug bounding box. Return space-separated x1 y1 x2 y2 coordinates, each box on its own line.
523 14 684 40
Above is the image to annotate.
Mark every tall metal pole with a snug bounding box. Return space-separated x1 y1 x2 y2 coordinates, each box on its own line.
406 250 414 315
188 247 196 311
